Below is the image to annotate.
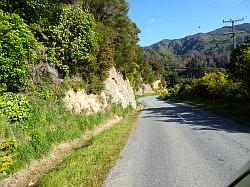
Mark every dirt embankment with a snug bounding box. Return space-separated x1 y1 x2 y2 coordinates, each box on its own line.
64 67 137 115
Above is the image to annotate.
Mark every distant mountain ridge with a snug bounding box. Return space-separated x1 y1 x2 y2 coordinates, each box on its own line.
147 23 250 56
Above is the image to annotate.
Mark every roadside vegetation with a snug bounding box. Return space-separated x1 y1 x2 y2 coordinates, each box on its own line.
36 111 138 187
0 79 133 179
160 38 250 123
0 0 164 178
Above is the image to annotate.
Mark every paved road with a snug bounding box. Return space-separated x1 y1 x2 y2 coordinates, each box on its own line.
103 96 250 187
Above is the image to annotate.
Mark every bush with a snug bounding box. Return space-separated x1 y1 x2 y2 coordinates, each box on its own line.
175 73 246 103
47 6 99 76
0 139 18 174
45 6 111 93
0 93 30 122
228 37 250 88
196 73 227 98
0 10 37 92
159 85 180 100
159 90 171 100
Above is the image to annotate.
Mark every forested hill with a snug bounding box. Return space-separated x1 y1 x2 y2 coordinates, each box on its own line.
146 23 250 67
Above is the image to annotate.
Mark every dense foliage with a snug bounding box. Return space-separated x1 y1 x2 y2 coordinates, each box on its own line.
227 37 250 89
0 0 159 93
0 93 30 123
178 73 243 100
46 6 106 92
82 0 158 89
0 0 73 24
142 48 220 87
48 6 99 73
0 139 18 174
0 0 162 176
0 10 37 92
160 72 247 106
142 48 183 87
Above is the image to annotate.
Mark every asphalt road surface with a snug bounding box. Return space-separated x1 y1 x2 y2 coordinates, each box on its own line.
103 96 250 187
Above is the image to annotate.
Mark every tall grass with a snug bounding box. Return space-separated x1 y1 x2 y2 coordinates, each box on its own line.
0 88 133 178
36 112 138 187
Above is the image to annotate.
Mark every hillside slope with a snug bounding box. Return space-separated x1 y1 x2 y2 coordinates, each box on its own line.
147 23 250 55
146 23 250 67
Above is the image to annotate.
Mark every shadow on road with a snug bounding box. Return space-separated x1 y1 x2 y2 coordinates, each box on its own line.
142 101 250 134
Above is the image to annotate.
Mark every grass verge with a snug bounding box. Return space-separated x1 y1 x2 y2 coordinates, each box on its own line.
36 112 139 187
173 96 250 125
0 83 133 179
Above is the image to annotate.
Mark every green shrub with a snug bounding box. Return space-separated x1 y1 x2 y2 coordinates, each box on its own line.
29 79 66 102
0 0 64 24
223 80 243 100
178 84 193 96
175 73 246 103
0 139 18 174
47 6 99 76
171 85 181 96
0 10 37 92
159 90 171 100
159 85 180 100
0 93 30 122
228 37 250 88
45 6 111 93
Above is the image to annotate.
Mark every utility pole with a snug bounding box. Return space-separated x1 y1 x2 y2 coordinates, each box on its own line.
223 17 244 49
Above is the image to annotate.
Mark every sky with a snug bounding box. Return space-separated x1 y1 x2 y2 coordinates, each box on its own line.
128 0 250 46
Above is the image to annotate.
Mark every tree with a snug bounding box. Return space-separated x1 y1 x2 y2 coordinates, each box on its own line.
1 0 153 92
183 58 205 78
0 10 37 92
227 37 250 88
47 6 99 72
82 0 129 21
165 68 180 88
0 0 77 22
81 0 144 89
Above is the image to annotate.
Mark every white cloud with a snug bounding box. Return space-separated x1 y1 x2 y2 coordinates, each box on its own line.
145 29 153 33
149 18 158 24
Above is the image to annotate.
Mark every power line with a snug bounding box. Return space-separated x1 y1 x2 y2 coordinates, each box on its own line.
224 1 244 19
223 17 244 49
230 1 250 19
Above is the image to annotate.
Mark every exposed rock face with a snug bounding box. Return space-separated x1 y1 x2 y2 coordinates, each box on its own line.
64 67 136 115
63 90 108 115
152 80 162 90
136 83 153 96
30 63 63 84
136 88 144 96
135 80 162 96
142 83 153 93
103 67 136 109
136 80 162 95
